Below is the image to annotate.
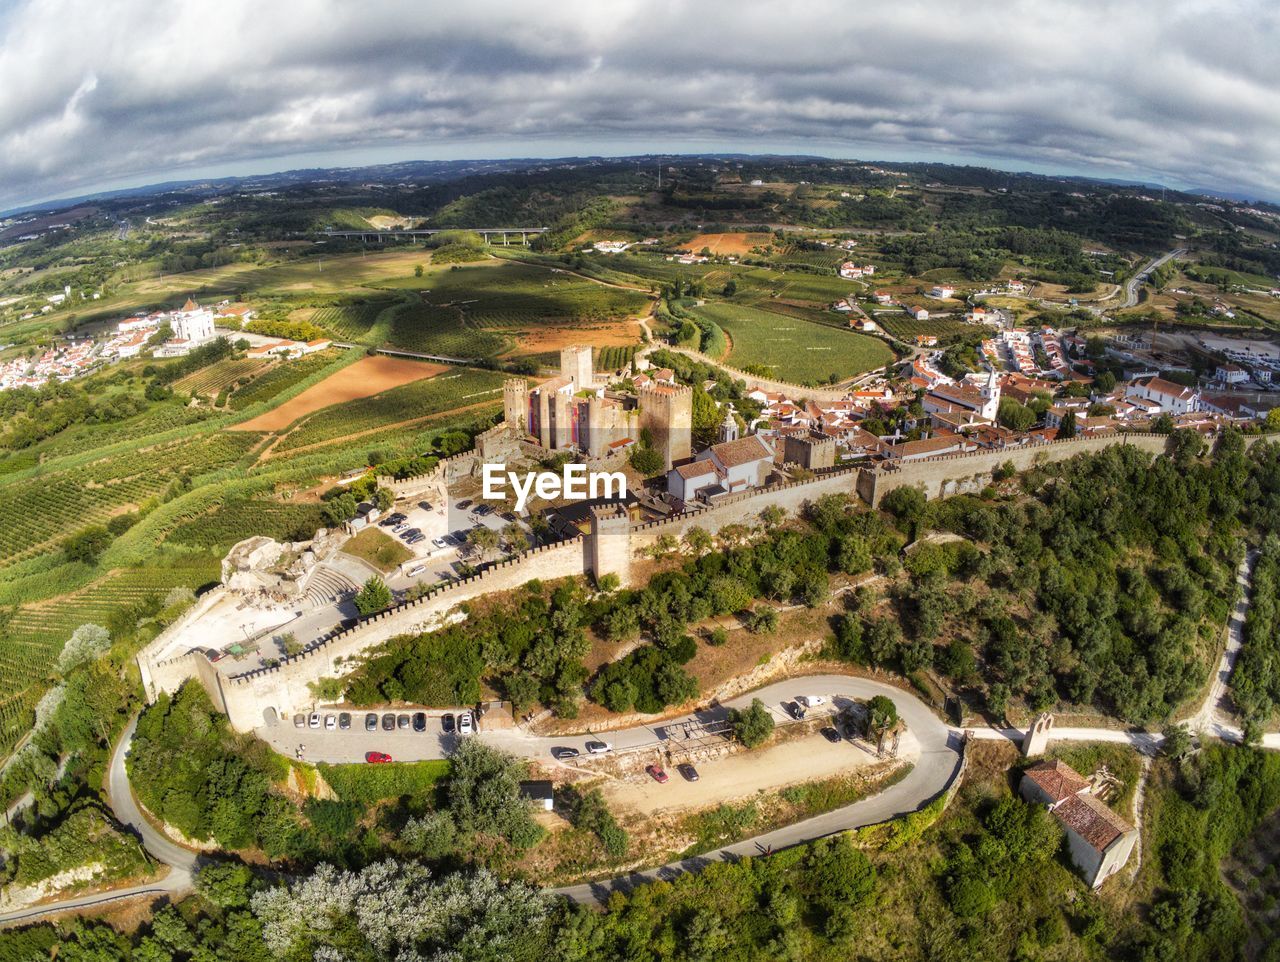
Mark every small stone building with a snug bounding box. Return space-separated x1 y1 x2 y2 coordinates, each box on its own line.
1019 759 1138 888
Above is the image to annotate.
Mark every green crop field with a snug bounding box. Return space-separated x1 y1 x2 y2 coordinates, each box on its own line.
877 316 977 343
305 301 395 343
227 349 345 409
386 301 511 359
690 302 894 383
773 273 864 303
165 500 327 551
597 345 638 372
275 367 507 452
175 357 268 396
0 556 221 754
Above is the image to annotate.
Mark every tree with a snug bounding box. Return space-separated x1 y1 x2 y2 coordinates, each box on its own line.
685 526 713 554
447 739 542 845
354 577 392 615
62 525 111 565
629 445 664 476
1152 413 1175 434
373 487 395 512
730 698 775 748
502 522 529 554
57 623 110 673
1161 722 1192 759
1057 410 1077 439
467 526 500 561
866 695 898 740
997 397 1036 432
745 605 778 634
1267 407 1280 432
880 486 926 533
414 263 424 277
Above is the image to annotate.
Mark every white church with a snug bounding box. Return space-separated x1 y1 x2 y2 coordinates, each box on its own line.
156 298 217 357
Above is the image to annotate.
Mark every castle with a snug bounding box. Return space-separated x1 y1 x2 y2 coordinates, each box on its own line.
503 346 692 467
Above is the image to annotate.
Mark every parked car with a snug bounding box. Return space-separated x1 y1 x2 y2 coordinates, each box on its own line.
365 751 393 764
456 499 473 509
418 501 433 511
552 746 580 760
442 713 456 734
501 511 518 523
431 538 447 549
308 712 320 729
407 534 425 545
294 713 306 728
797 695 826 708
784 701 806 720
677 763 700 782
585 740 612 754
457 711 474 735
406 564 426 577
397 713 411 730
338 712 351 730
412 712 426 732
207 649 226 663
365 712 378 731
820 726 842 744
324 714 336 730
393 523 410 533
645 764 669 784
381 713 395 731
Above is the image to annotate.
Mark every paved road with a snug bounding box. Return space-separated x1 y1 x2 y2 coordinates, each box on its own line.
0 718 195 928
1118 248 1185 309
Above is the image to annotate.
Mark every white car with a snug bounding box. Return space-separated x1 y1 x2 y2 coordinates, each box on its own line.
457 711 474 735
431 538 448 549
308 712 320 729
324 714 336 730
406 564 426 577
797 695 826 708
585 740 612 754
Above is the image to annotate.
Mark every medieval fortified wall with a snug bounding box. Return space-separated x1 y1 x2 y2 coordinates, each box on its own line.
142 432 1183 732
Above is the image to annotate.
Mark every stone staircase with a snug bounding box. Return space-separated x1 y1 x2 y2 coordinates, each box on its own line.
303 566 359 610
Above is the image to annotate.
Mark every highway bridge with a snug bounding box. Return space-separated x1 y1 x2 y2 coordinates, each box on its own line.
320 226 549 245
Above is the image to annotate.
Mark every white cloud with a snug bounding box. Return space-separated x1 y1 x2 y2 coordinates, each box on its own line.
0 0 1278 209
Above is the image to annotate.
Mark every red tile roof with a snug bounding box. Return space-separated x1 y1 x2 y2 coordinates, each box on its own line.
1054 793 1132 851
1023 759 1089 803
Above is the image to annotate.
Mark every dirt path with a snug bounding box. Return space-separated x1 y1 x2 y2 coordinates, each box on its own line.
232 355 447 433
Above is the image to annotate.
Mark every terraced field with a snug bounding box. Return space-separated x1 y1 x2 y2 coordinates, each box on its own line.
165 499 327 551
0 431 263 570
690 302 894 383
387 301 511 359
274 367 507 452
0 557 220 753
305 301 395 343
228 349 345 410
175 357 267 396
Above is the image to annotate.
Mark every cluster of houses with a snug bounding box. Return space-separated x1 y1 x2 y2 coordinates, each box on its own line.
983 326 1076 378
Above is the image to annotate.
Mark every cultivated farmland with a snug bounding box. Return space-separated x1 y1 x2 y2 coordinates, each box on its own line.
690 302 894 383
273 366 506 452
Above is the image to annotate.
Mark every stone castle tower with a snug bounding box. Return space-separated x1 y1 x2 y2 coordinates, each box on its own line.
560 345 594 390
503 379 529 436
638 382 693 470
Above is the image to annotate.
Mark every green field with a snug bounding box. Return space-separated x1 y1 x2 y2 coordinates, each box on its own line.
275 367 507 452
876 316 977 343
228 349 346 409
175 357 267 396
690 302 894 383
165 500 327 551
386 301 511 359
305 301 396 343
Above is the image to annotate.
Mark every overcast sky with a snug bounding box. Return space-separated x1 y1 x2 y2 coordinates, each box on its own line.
2 0 1278 211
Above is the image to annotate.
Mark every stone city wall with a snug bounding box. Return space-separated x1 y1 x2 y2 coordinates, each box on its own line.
214 536 587 730
856 433 1174 508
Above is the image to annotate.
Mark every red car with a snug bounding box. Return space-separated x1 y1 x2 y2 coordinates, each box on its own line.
365 751 393 764
645 764 669 783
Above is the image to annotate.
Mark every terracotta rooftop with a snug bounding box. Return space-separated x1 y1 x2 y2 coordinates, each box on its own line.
673 460 719 480
1054 793 1133 852
1023 759 1089 804
708 434 774 468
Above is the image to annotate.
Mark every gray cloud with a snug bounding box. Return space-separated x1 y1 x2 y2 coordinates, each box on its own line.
1 0 1279 210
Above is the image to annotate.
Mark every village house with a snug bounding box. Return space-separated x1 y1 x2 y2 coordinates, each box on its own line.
1125 375 1201 415
1020 759 1138 888
666 434 774 503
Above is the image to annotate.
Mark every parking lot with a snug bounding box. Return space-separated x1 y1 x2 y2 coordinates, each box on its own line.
277 707 479 764
379 496 534 584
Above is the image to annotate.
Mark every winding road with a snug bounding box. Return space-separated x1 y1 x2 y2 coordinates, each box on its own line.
0 547 1268 922
1116 248 1185 309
